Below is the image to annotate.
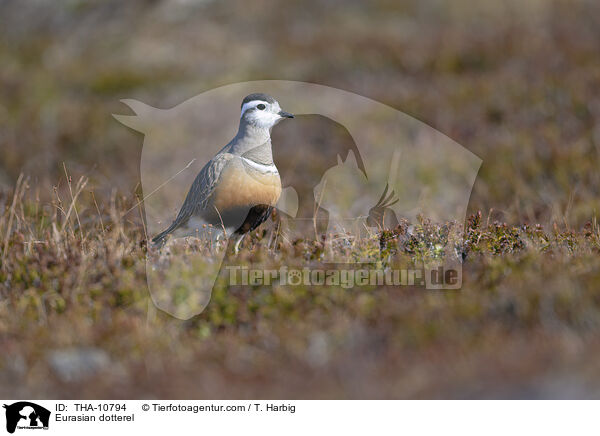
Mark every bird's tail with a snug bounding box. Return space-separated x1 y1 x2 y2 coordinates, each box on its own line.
151 221 180 247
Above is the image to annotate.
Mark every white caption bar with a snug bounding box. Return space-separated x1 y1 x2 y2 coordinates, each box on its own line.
0 400 597 435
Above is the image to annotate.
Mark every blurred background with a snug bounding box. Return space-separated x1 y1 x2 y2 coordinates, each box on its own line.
2 0 600 399
2 0 599 225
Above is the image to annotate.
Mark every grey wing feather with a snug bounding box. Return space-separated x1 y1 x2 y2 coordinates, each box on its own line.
152 153 232 245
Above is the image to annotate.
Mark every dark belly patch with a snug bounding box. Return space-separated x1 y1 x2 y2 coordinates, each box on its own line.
234 204 273 235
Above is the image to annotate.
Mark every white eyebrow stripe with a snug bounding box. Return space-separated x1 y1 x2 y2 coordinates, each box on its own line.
240 100 269 118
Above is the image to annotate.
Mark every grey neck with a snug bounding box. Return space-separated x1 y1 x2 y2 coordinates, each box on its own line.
228 120 274 165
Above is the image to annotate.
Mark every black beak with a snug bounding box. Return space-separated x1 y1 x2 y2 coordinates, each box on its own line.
278 111 294 119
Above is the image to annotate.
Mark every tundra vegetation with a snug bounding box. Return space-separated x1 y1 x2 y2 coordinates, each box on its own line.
1 0 600 398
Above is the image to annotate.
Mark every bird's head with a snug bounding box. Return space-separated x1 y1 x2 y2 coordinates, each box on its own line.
239 93 294 129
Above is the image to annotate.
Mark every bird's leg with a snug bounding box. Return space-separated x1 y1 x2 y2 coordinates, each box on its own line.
233 233 246 254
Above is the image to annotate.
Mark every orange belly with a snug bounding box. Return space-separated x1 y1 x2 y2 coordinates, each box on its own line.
212 163 281 213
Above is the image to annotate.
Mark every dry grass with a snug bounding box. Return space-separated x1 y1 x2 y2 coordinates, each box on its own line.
1 0 600 398
2 180 600 398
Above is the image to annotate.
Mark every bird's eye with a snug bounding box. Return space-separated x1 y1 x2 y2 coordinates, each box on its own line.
257 104 266 110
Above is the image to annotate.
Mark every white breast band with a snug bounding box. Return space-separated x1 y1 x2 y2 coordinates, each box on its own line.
241 157 279 174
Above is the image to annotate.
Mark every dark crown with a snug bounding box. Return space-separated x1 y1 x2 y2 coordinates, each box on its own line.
241 93 276 108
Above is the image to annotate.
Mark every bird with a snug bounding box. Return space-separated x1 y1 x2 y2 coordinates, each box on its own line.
152 93 294 253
